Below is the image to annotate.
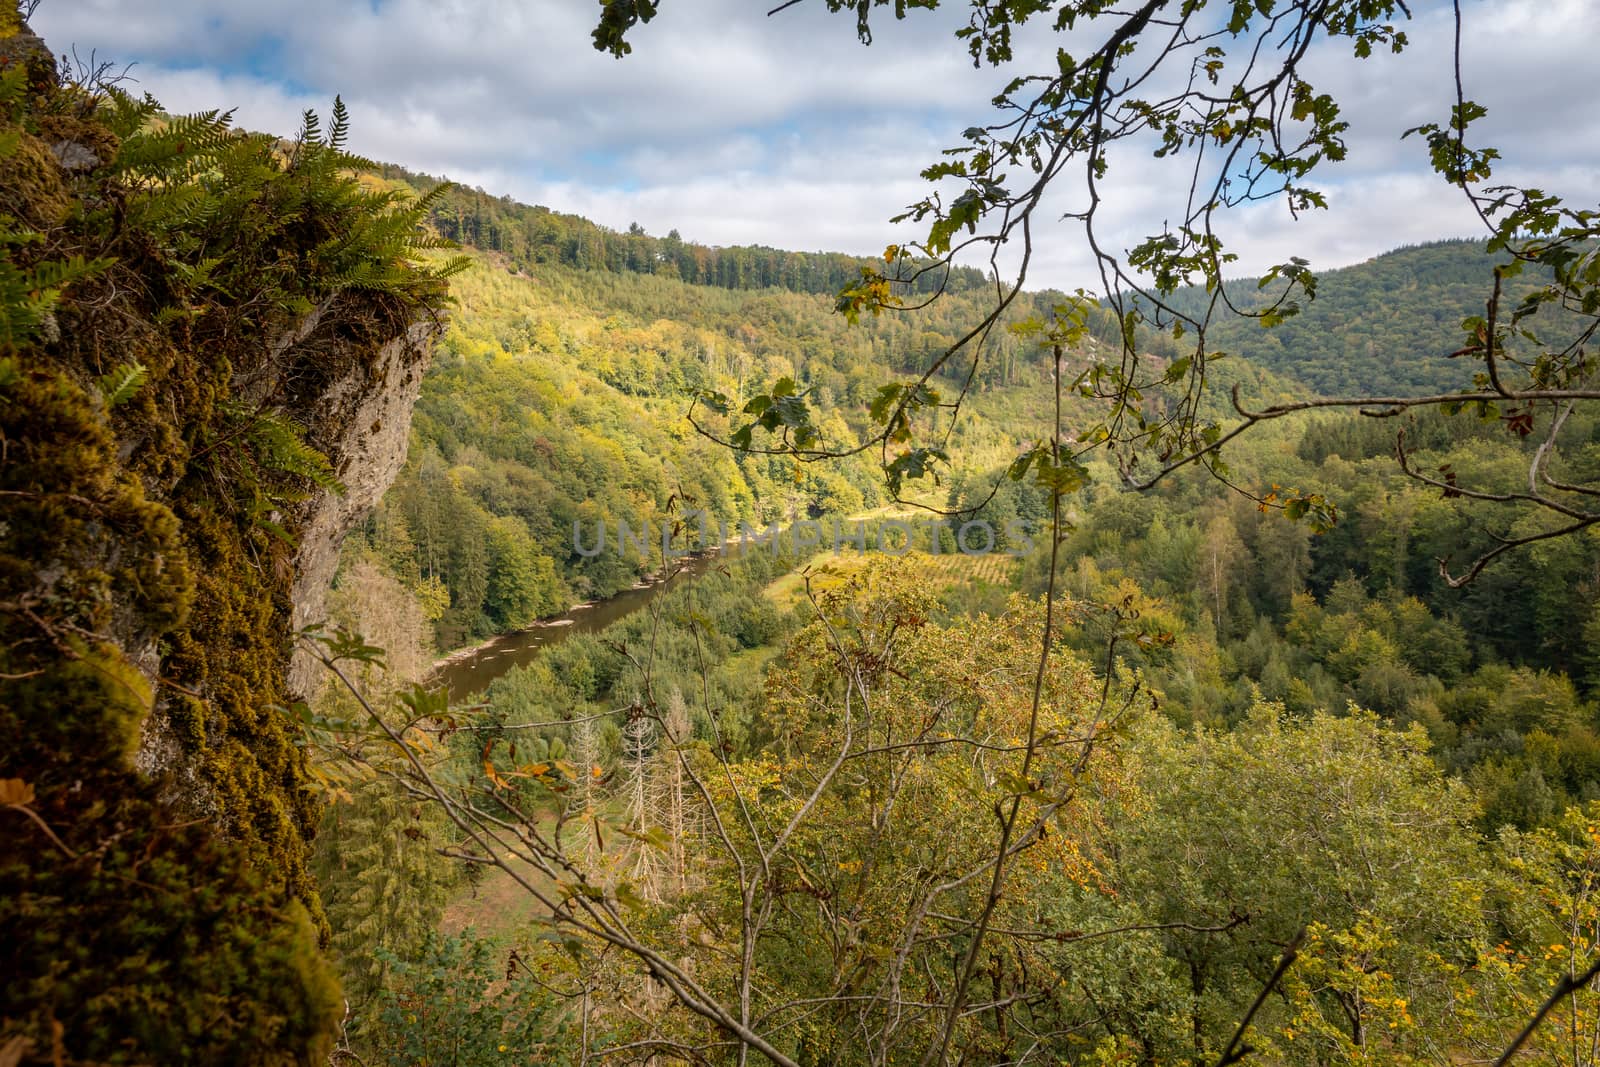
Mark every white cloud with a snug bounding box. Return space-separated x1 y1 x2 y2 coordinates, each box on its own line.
32 0 1599 291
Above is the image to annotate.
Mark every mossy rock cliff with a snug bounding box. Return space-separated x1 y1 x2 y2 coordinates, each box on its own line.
0 7 455 1061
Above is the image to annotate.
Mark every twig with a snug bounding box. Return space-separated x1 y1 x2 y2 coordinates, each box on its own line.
4 803 79 860
1493 955 1600 1066
1214 929 1303 1067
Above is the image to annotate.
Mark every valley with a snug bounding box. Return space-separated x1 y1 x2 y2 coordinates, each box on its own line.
305 208 1600 1061
7 3 1600 1063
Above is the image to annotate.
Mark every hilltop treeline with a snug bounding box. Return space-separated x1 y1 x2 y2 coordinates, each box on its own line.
374 162 991 296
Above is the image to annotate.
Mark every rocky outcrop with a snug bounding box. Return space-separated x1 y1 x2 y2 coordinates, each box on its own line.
131 303 439 793
288 316 438 697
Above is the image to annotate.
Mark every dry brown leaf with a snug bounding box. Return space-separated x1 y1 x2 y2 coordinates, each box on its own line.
0 778 35 806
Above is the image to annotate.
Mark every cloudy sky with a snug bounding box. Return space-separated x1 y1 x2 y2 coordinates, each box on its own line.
33 0 1600 291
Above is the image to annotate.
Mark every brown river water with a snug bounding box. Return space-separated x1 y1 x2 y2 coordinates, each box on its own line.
429 551 726 701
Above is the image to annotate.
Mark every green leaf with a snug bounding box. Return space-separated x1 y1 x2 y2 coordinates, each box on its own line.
884 447 950 496
1008 443 1043 482
1034 454 1089 496
869 383 905 425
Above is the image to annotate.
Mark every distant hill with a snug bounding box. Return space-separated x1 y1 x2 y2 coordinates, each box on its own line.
1145 239 1538 396
376 162 1528 399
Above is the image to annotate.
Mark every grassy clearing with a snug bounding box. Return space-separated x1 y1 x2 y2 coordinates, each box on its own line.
440 808 634 943
441 855 552 943
765 548 1020 609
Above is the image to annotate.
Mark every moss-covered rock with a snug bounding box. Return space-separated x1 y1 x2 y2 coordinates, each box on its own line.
0 5 450 1061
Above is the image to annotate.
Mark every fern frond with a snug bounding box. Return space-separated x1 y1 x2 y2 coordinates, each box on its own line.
0 66 28 118
329 97 349 152
412 182 458 215
0 235 113 347
112 109 237 181
330 148 379 172
246 409 345 494
297 108 322 148
169 256 231 296
425 255 473 281
97 88 162 138
98 361 148 407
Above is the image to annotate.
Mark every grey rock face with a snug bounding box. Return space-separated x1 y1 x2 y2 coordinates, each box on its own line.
287 316 439 697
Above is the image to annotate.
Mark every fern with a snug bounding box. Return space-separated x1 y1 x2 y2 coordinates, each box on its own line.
329 96 350 153
192 404 347 543
111 108 238 183
97 360 147 407
0 223 113 348
244 408 345 494
296 107 321 151
168 256 231 297
96 89 162 139
89 93 457 347
0 66 28 123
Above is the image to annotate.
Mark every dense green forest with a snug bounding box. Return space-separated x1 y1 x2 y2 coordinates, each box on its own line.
974 405 1600 831
302 210 1600 1062
364 221 1583 658
355 223 1299 651
351 250 988 648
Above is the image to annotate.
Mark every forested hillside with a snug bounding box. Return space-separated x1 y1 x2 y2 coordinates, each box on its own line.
352 249 1115 650
953 403 1600 829
1144 239 1560 395
298 183 1600 1062
379 158 1517 401
351 169 1308 653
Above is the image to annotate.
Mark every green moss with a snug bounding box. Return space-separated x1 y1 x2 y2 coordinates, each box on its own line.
0 132 69 228
35 109 121 168
1 799 340 1064
5 642 151 766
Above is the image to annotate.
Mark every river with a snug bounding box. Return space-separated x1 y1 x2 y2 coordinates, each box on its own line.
430 551 726 700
